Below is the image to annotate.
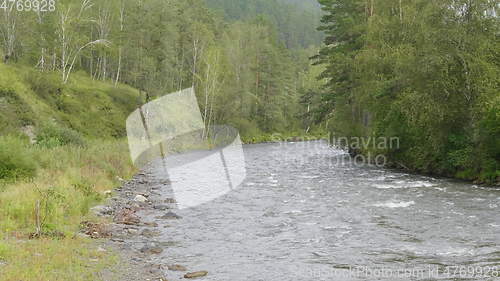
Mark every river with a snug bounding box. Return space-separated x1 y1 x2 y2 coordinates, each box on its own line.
139 141 499 281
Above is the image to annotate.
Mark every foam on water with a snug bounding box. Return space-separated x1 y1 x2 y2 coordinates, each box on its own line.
374 201 415 208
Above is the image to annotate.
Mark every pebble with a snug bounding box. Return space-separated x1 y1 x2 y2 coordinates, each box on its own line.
167 264 187 271
140 244 163 255
158 212 182 220
127 228 139 234
90 205 114 216
134 195 148 202
184 271 208 279
141 229 160 238
114 209 140 225
76 233 91 239
153 205 170 211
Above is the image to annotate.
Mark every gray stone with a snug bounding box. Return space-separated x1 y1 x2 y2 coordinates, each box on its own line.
140 243 163 255
184 271 208 279
167 264 187 271
141 229 160 238
134 195 148 202
157 212 182 220
153 205 170 211
90 205 114 216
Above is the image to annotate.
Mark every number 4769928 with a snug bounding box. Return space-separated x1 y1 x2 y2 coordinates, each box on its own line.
0 0 56 12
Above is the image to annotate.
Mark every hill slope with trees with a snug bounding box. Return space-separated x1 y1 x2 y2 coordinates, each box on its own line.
312 0 499 183
0 0 323 140
205 0 324 49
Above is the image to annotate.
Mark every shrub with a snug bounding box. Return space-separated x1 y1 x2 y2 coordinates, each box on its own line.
24 70 64 103
0 136 37 181
35 122 86 148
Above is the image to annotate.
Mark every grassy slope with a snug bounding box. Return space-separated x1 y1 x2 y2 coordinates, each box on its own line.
0 63 323 280
0 64 141 280
0 63 141 138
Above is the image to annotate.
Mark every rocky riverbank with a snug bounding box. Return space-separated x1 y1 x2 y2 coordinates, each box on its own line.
85 169 208 281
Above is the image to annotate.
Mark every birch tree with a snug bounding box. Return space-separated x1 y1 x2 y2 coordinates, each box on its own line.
57 0 109 83
0 5 19 62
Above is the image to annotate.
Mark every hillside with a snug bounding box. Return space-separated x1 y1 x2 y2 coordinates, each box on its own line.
313 0 499 183
0 63 141 138
205 0 323 48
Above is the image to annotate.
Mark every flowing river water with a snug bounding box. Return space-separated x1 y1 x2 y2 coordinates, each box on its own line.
138 141 499 281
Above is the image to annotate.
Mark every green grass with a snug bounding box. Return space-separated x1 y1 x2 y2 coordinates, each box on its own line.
0 64 141 138
0 138 135 280
0 237 119 281
0 63 142 280
0 136 37 182
0 139 135 234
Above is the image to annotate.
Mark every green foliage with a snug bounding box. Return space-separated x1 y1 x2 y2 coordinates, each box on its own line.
0 63 142 139
0 139 135 235
0 0 319 139
36 122 86 148
229 118 262 140
206 0 323 49
0 87 36 130
315 0 500 184
24 70 64 104
0 136 37 182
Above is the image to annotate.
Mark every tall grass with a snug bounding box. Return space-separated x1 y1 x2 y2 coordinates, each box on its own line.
0 136 135 280
0 136 37 182
0 137 135 234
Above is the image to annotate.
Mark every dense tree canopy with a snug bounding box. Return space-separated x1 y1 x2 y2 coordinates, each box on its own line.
0 0 323 139
205 0 324 49
313 0 499 183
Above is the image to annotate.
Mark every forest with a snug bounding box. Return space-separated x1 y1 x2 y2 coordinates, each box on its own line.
312 0 499 183
0 0 498 279
0 0 324 141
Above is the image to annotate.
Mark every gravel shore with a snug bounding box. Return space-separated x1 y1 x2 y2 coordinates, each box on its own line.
87 169 206 281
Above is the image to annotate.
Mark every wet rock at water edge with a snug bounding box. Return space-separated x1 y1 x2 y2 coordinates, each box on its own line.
167 264 187 271
140 243 163 255
141 229 161 238
143 222 159 227
184 271 208 279
153 204 170 211
164 198 177 204
157 212 182 220
147 263 164 276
